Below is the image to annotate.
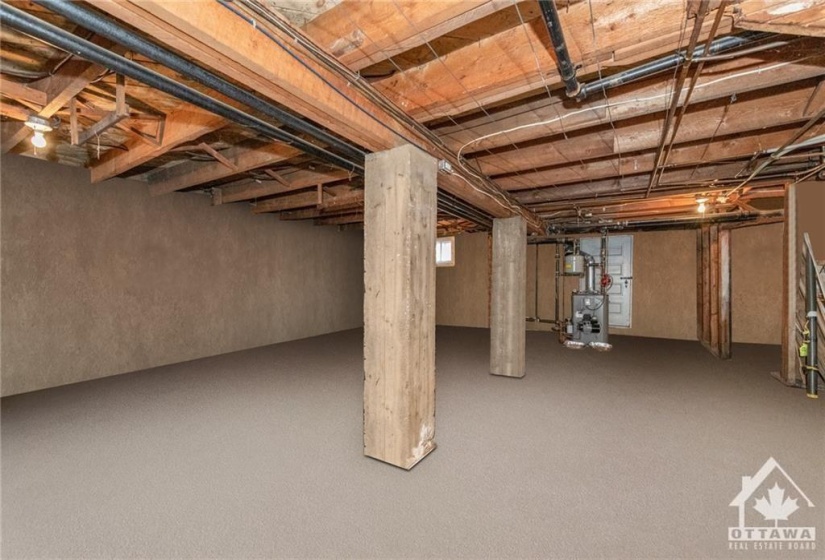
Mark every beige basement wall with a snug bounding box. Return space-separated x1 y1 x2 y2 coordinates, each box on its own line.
0 154 364 396
436 224 783 345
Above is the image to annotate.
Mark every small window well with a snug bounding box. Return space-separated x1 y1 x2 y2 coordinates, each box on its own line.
436 236 455 267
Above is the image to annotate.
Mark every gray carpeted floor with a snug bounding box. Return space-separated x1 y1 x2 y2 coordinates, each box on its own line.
2 327 823 559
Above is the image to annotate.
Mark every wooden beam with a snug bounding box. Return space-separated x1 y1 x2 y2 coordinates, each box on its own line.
364 144 437 469
495 119 822 193
219 169 349 204
0 100 31 122
436 47 825 153
314 212 364 226
279 203 363 221
250 185 358 214
490 216 526 377
147 143 300 196
90 104 226 183
514 162 756 205
87 0 544 231
780 183 802 384
74 78 130 147
1 36 120 153
0 80 47 107
374 1 733 121
735 0 825 37
697 223 731 358
304 0 517 71
475 83 820 176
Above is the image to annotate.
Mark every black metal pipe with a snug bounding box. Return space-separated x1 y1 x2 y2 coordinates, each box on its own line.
805 249 819 398
578 32 770 100
437 192 493 228
2 2 498 230
0 2 364 174
34 0 366 164
548 211 778 234
538 0 580 98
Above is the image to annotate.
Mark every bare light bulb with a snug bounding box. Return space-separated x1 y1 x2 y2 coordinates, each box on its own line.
697 201 706 213
31 130 47 149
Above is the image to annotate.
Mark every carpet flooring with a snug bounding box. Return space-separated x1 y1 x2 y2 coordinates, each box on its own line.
2 327 823 559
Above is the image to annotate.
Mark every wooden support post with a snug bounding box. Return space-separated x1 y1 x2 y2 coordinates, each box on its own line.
697 223 731 359
779 184 802 385
363 144 437 470
490 216 526 377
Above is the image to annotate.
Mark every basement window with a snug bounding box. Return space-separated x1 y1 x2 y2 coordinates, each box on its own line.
436 237 455 267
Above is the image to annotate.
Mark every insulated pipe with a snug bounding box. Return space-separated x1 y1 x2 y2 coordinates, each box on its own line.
805 251 819 398
577 32 770 100
34 0 366 164
0 2 364 174
537 0 581 98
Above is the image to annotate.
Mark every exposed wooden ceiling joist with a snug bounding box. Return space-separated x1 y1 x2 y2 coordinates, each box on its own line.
735 0 825 37
477 81 823 178
304 0 518 71
374 0 734 121
86 0 544 231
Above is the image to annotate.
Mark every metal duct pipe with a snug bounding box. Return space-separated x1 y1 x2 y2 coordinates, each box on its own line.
578 32 770 100
805 249 819 398
0 2 363 174
34 0 366 164
584 255 597 293
538 0 580 98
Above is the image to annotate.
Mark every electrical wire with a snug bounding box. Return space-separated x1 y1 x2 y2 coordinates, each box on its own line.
456 58 813 161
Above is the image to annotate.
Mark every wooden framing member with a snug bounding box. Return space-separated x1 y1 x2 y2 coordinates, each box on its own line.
0 80 47 107
363 144 437 469
778 183 803 385
87 0 544 231
147 143 301 196
70 75 130 146
490 216 527 377
697 223 731 359
1 37 121 153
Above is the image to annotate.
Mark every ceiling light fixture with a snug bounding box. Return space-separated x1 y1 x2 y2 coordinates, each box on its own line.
24 115 56 150
696 196 709 214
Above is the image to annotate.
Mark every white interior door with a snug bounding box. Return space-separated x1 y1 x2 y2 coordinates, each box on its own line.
579 235 633 328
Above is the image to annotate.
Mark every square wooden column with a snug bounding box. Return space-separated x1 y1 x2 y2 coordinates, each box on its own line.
363 144 437 470
491 216 526 377
697 223 731 359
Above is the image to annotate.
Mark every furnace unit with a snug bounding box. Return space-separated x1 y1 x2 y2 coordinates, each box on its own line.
563 239 611 351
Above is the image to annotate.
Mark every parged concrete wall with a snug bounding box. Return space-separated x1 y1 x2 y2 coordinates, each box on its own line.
0 154 364 396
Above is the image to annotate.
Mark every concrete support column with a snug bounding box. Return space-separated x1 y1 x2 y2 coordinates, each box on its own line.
363 144 437 470
490 216 526 377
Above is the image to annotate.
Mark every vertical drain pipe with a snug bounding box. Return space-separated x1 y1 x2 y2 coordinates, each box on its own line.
538 0 581 98
805 251 819 398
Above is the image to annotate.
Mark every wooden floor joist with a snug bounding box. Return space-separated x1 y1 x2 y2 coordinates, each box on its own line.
86 0 544 231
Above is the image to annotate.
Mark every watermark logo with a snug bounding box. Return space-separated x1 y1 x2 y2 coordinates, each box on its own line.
728 457 816 551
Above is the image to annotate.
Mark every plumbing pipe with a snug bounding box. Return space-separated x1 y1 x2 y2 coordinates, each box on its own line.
34 0 366 164
0 2 364 174
577 32 770 100
537 0 581 98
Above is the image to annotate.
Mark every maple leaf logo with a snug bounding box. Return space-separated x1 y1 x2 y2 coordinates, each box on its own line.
752 483 800 527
